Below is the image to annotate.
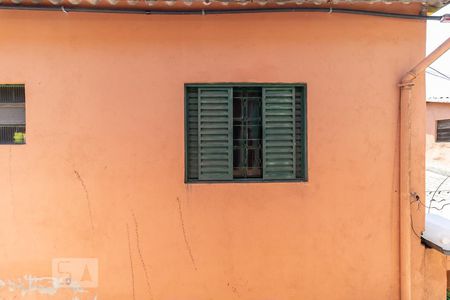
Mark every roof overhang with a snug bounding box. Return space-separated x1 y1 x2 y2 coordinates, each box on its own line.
0 0 447 14
427 97 450 103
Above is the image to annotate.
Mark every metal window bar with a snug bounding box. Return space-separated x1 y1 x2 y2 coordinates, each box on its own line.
233 87 263 178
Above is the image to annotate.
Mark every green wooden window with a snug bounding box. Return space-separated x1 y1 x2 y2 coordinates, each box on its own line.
0 84 25 145
186 84 307 182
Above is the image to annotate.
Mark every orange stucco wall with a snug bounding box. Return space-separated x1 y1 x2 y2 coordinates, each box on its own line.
0 9 435 300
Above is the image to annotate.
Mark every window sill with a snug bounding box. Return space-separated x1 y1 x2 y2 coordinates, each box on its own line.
185 178 308 184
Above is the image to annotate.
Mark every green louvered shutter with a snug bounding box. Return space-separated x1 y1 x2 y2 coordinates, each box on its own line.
198 87 233 180
186 87 199 180
295 87 306 180
262 87 296 180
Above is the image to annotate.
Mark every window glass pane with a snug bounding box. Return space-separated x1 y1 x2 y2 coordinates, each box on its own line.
233 121 244 141
247 125 261 142
247 98 261 120
233 147 246 177
247 148 262 177
233 97 243 119
0 106 25 125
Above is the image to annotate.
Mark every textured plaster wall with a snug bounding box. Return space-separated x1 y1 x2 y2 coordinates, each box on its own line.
424 249 447 300
0 9 436 300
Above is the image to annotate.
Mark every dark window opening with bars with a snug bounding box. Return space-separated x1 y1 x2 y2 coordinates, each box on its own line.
233 87 263 178
437 119 450 143
0 84 26 145
186 84 307 182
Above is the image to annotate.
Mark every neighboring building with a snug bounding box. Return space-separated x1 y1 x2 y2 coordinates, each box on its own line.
427 97 450 168
0 1 448 299
426 97 450 295
426 6 450 296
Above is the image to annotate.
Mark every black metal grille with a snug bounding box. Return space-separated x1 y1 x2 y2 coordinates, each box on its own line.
0 84 25 104
233 87 263 178
0 84 26 144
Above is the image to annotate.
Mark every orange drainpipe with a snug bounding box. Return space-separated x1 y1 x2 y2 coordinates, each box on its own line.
399 37 450 300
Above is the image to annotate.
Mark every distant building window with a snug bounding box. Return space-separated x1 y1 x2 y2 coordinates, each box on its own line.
437 119 450 143
185 84 307 182
0 84 25 144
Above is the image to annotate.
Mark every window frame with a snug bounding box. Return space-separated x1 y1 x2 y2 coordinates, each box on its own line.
184 83 308 184
0 84 26 145
436 119 450 143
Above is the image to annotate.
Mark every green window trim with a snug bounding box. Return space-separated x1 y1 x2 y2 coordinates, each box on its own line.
185 83 307 183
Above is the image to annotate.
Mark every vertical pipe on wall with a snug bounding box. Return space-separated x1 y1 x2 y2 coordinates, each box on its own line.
399 82 413 300
399 37 450 300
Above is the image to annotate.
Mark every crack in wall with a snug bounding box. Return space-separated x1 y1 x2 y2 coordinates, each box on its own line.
73 170 94 231
131 211 153 300
176 197 197 271
126 223 136 300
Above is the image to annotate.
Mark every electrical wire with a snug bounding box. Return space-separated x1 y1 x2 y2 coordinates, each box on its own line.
409 193 423 239
426 71 450 81
428 175 450 212
409 193 450 241
410 213 422 239
428 66 450 80
411 195 450 211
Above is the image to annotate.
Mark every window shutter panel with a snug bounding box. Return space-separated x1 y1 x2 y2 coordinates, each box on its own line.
295 87 306 180
262 87 296 180
198 87 233 180
186 88 199 180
